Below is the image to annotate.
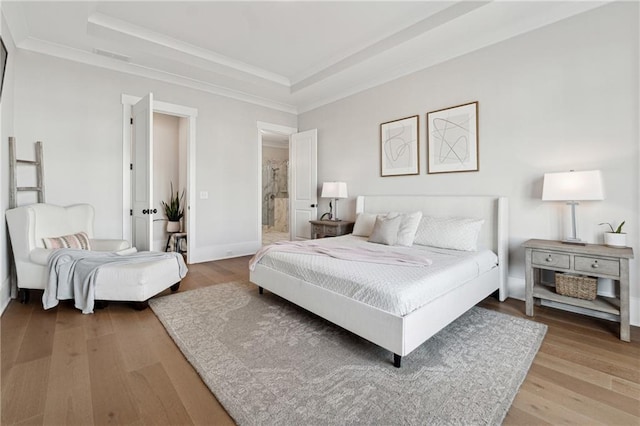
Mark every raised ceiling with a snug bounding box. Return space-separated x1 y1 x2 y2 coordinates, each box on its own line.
2 1 608 114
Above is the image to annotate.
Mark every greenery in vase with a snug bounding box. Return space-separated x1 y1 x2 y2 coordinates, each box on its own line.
162 182 185 222
599 221 625 233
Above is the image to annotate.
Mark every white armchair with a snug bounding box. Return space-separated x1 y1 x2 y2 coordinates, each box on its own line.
5 203 130 302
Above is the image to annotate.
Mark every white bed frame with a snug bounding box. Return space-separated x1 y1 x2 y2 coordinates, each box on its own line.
250 195 508 367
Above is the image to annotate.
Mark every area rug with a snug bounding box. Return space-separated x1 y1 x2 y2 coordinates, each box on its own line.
149 281 547 425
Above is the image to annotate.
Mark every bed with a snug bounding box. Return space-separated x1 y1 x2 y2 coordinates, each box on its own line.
250 195 508 367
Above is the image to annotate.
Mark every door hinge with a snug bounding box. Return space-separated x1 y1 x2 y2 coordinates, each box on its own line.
130 117 133 125
130 209 133 216
130 163 133 170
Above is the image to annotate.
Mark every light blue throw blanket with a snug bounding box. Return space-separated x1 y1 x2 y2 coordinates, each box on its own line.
44 249 188 314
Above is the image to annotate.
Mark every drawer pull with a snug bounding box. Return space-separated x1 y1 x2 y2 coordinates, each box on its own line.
545 255 553 262
591 261 599 269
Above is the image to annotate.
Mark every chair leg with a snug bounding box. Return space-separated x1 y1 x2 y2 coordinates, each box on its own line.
170 282 180 292
18 288 30 304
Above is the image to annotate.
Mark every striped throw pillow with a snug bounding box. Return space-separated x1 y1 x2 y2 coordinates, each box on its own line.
43 232 92 250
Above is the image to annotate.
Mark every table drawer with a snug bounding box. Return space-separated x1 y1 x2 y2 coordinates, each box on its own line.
322 226 338 236
575 256 619 277
532 250 570 269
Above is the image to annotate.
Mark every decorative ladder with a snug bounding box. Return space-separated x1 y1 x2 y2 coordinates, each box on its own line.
8 136 46 209
8 137 45 303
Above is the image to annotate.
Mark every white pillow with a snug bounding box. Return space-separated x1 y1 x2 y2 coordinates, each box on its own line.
368 215 402 245
352 212 379 237
387 211 423 246
414 216 485 251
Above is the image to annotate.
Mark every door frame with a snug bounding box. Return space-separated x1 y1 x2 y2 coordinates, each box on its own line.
122 94 198 262
257 121 297 245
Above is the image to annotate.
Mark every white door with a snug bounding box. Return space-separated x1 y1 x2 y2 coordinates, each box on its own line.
289 129 318 240
131 93 155 251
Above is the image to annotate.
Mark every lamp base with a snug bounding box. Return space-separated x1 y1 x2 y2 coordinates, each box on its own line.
562 238 587 246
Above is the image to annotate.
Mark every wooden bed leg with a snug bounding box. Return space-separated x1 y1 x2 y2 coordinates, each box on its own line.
170 282 181 292
258 286 263 295
393 354 402 368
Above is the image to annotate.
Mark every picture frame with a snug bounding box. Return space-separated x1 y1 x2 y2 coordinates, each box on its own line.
426 102 478 174
380 115 419 177
0 36 7 101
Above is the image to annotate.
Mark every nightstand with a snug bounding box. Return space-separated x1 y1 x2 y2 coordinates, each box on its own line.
523 239 634 341
309 220 354 239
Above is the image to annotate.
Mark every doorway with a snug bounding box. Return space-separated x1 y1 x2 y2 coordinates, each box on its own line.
257 121 296 246
122 94 198 262
261 131 289 245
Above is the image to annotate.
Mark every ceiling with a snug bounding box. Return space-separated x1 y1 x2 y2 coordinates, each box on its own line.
2 1 608 114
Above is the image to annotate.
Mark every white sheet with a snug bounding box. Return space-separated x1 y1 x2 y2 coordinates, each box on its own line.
254 235 498 317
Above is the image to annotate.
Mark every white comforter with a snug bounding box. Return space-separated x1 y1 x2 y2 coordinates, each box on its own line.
253 235 498 317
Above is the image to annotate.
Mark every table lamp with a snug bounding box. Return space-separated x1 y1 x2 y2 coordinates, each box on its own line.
542 170 604 245
321 182 348 221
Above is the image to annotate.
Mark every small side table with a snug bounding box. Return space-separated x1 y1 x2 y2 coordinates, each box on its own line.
165 232 187 254
309 220 354 239
523 238 634 341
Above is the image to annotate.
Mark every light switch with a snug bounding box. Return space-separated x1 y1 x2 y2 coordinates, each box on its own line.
200 191 208 199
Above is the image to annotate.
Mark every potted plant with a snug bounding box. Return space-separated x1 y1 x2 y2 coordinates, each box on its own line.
162 183 185 233
599 221 626 247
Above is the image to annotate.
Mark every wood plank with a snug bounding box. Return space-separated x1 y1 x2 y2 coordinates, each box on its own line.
42 326 93 425
126 362 193 425
14 304 57 364
511 387 604 425
82 308 114 340
87 333 141 424
1 357 50 425
533 351 613 389
612 377 640 400
542 339 639 384
529 363 640 416
523 368 639 424
503 406 552 426
109 307 156 372
1 302 34 393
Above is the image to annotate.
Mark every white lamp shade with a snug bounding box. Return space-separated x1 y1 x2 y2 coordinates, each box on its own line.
321 182 348 199
542 170 604 201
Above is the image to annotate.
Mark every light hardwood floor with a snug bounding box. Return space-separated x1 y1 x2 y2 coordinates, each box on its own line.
2 256 639 425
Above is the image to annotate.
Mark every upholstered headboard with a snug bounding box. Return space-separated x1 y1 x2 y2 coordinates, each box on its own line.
355 195 509 299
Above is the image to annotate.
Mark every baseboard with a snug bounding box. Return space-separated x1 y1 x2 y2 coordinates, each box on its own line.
0 276 11 316
189 240 260 264
506 276 639 327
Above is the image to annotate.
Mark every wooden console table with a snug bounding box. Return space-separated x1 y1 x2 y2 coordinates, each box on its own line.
523 239 634 341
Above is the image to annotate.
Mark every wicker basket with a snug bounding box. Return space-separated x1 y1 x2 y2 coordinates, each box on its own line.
555 273 597 300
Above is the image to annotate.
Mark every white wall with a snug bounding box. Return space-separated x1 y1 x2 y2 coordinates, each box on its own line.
299 3 640 324
5 49 296 268
1 11 16 312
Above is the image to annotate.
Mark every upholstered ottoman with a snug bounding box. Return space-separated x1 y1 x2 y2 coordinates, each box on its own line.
42 249 188 313
93 255 186 309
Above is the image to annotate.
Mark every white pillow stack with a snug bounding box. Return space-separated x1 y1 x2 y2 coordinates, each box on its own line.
353 211 423 246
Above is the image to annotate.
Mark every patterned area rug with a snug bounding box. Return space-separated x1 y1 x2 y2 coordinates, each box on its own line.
150 281 546 425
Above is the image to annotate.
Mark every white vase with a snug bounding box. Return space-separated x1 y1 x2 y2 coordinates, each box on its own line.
167 221 180 233
604 232 626 247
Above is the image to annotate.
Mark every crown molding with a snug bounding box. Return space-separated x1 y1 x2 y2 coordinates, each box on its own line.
88 12 290 87
18 37 298 115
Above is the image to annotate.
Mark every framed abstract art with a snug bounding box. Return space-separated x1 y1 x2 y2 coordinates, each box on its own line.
380 115 419 177
426 102 478 174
